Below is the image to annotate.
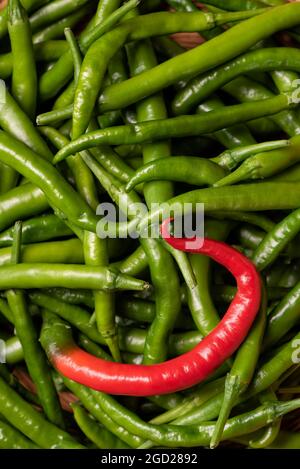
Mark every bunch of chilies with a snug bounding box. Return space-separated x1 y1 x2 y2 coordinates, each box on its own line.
1 0 300 450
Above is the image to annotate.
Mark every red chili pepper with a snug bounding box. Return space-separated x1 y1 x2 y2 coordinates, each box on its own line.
45 219 261 396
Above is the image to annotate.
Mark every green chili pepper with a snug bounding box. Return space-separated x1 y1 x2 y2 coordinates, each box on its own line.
210 284 267 448
29 0 91 33
0 420 39 449
139 182 300 233
72 403 130 449
6 222 64 428
64 27 81 85
87 0 121 31
4 336 24 364
72 8 268 137
32 4 91 44
30 296 202 356
171 330 300 428
43 288 94 309
0 376 84 449
0 87 52 160
196 96 256 150
97 4 300 114
0 263 147 291
149 376 226 425
8 0 37 119
254 430 300 449
118 297 194 330
54 94 292 163
125 156 226 192
62 375 142 448
128 35 181 365
210 211 275 231
83 231 120 362
252 207 300 271
115 245 148 276
38 127 99 220
0 183 48 232
263 280 300 350
0 239 84 265
213 285 289 303
248 389 281 449
185 220 231 336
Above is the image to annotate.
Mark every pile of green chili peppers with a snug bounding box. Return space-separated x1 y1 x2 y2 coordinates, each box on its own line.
1 0 300 451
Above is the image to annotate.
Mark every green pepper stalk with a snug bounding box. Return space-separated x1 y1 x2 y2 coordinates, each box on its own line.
248 389 281 449
39 0 141 100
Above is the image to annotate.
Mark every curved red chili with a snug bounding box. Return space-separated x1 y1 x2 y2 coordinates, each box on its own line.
45 219 261 396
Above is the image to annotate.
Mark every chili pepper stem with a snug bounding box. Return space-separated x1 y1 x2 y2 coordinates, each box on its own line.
210 374 241 449
213 163 252 187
